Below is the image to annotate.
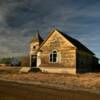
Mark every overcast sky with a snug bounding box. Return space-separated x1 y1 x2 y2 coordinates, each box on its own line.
0 0 100 59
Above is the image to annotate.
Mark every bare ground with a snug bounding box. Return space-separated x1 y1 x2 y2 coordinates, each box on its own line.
0 80 100 100
0 67 100 94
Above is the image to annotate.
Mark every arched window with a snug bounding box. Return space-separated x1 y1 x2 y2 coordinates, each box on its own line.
50 50 58 63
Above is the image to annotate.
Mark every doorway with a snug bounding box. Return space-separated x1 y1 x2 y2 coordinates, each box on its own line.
31 55 37 67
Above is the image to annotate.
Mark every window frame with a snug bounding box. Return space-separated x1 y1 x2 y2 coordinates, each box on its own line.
49 50 58 63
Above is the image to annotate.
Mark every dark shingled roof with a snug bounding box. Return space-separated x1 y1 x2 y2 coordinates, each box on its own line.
37 29 94 55
57 29 94 55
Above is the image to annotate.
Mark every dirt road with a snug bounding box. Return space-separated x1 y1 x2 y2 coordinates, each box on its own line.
0 80 100 100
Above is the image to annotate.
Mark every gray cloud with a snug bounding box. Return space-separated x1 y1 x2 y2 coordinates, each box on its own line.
0 0 100 58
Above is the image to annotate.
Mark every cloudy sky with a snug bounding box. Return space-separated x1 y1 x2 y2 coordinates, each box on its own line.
0 0 100 59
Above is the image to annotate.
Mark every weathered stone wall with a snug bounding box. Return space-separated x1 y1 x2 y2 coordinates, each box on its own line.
39 30 76 68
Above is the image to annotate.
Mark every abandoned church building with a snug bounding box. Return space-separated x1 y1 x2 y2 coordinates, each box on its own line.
29 29 98 74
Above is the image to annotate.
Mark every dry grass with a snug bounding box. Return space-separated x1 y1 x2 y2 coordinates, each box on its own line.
0 67 100 94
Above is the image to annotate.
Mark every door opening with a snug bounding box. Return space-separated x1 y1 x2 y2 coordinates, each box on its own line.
31 55 37 67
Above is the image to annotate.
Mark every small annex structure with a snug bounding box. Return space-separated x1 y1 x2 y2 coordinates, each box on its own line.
29 29 98 74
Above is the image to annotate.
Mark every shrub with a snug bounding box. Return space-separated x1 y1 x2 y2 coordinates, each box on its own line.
31 68 41 72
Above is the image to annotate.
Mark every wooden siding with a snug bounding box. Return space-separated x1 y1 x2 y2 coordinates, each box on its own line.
76 50 93 73
39 30 76 68
30 42 39 55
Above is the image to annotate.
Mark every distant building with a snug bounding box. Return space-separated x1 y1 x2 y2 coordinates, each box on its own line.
29 29 98 74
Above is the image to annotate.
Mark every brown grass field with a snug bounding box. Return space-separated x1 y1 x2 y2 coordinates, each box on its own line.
0 67 100 100
0 80 100 100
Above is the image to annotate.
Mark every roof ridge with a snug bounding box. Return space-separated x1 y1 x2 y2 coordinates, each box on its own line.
38 29 94 55
58 30 94 55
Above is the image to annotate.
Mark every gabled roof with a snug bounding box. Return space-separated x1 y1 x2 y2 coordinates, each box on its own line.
39 29 94 55
58 30 94 55
30 32 43 45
